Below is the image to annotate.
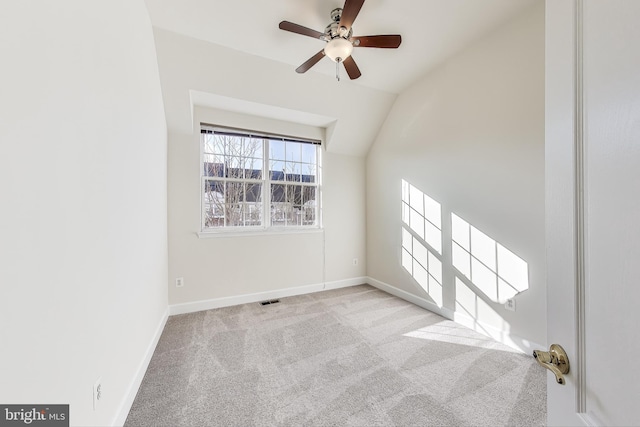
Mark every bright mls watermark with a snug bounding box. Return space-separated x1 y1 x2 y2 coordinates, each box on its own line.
0 405 68 427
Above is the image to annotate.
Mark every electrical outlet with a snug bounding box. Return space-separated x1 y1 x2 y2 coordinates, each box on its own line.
352 258 358 266
93 377 102 410
505 298 516 312
176 277 184 288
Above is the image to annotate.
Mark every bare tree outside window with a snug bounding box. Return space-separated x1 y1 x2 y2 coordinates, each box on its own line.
203 134 263 227
269 140 318 227
201 127 320 231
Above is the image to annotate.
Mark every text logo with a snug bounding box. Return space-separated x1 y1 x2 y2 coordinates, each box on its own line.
0 405 68 427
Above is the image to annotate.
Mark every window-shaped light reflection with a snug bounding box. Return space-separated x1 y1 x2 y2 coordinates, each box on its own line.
452 241 471 279
451 213 529 303
455 277 506 331
401 231 443 307
401 180 443 307
401 228 413 273
497 245 529 301
409 207 424 240
470 227 496 270
471 258 498 301
409 185 424 216
401 180 442 254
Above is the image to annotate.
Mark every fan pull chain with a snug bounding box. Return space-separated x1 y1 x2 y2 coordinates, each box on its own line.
336 59 340 81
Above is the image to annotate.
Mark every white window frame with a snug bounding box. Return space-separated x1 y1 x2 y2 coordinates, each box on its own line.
199 125 322 235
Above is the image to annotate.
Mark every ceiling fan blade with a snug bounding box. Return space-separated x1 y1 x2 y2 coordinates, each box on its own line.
352 35 402 48
339 0 365 31
279 21 324 39
296 50 326 73
343 56 362 80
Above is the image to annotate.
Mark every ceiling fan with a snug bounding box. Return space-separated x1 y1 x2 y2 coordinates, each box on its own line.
278 0 402 80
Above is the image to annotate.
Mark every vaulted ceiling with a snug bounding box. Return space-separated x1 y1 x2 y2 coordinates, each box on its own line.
144 0 538 155
145 0 537 94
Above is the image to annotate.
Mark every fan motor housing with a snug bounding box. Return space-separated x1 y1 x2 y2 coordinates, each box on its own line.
330 7 342 22
325 8 353 40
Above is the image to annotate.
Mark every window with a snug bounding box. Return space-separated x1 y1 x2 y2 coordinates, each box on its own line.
201 125 321 232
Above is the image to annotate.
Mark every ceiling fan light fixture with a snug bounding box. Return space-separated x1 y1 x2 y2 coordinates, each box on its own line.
279 0 402 80
324 37 353 62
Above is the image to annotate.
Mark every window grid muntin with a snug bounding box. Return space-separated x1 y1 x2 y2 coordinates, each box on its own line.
201 127 320 232
270 182 318 227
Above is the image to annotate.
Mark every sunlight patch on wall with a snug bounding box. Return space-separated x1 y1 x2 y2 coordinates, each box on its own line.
451 213 529 303
454 277 527 350
402 229 443 307
402 180 442 254
401 180 443 307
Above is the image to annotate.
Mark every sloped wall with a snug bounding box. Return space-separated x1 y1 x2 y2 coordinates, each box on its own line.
366 2 546 351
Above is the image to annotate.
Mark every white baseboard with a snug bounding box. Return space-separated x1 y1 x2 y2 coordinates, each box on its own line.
366 276 455 319
112 307 169 427
323 276 368 290
366 276 542 354
168 277 367 316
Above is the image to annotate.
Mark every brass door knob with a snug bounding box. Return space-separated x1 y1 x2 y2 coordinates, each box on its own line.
533 344 570 385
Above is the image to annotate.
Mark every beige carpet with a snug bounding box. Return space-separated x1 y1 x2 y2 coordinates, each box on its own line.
125 285 545 426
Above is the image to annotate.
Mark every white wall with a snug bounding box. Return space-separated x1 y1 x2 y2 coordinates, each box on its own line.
151 28 397 157
0 2 168 426
168 107 366 306
366 2 546 351
150 28 376 307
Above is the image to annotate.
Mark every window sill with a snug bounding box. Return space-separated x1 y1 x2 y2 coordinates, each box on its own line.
196 227 323 239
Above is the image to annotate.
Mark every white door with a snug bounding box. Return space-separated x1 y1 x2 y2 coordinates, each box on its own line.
545 0 640 425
